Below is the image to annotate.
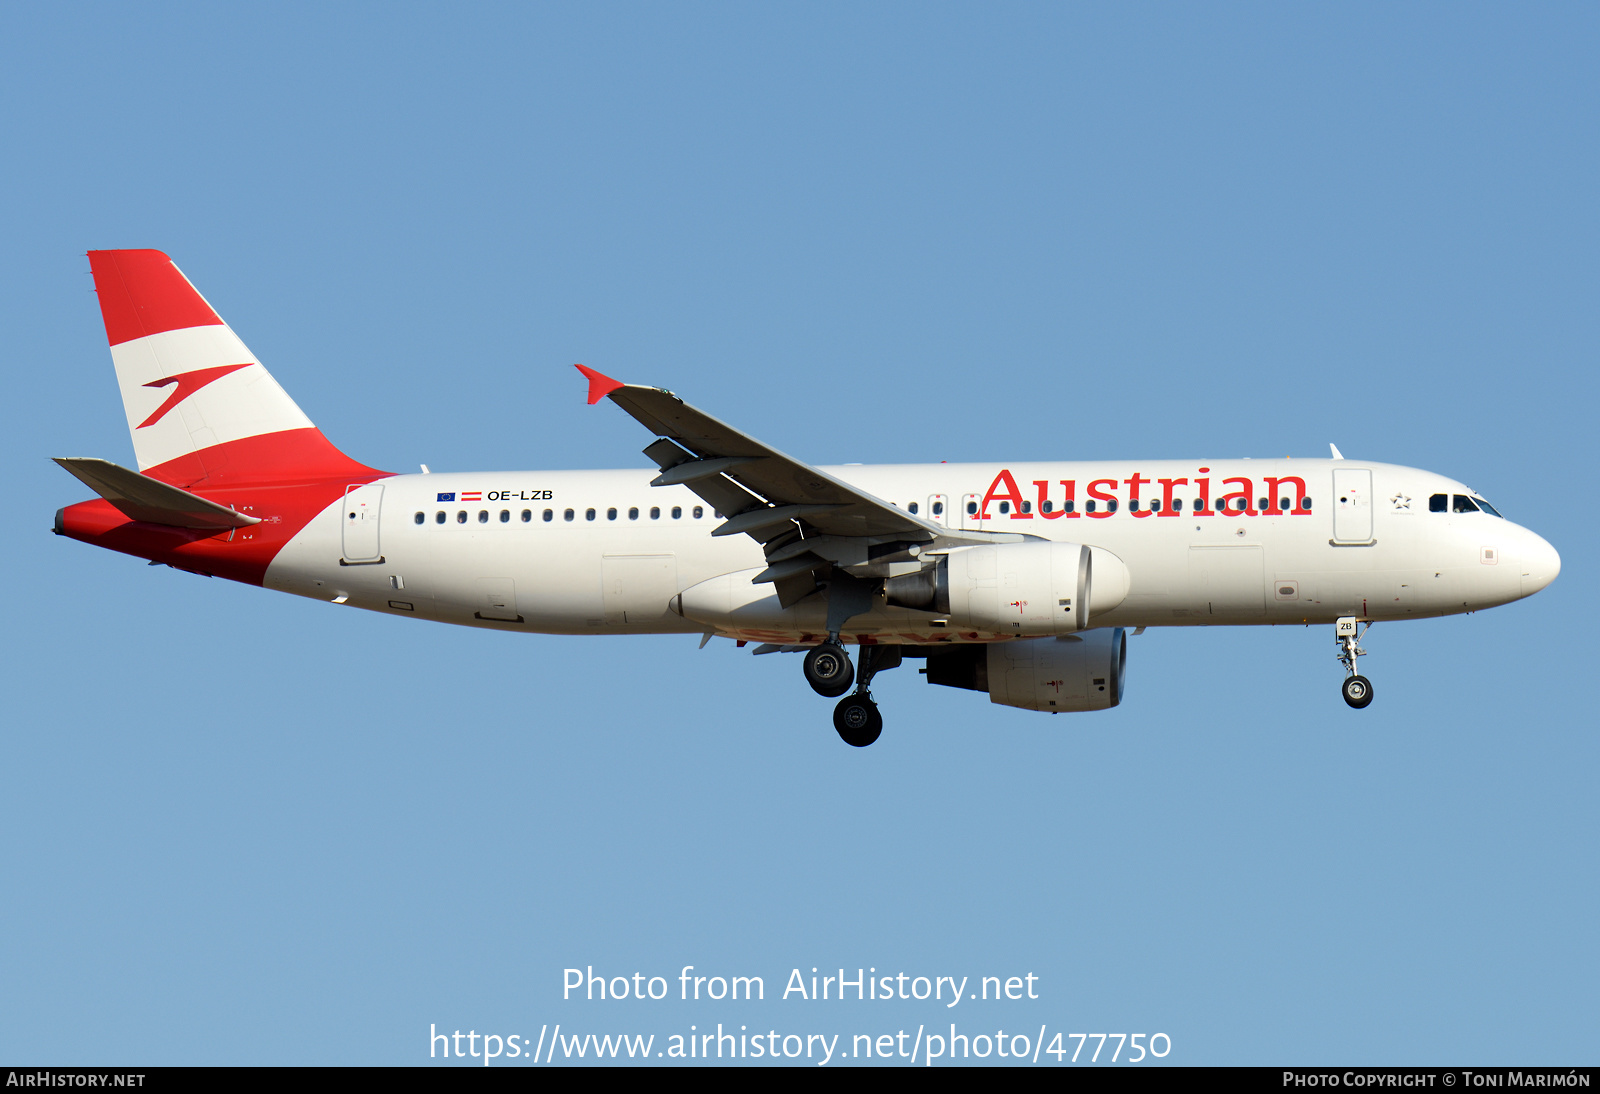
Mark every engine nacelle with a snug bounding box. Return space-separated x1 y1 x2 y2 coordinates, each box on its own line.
924 629 1127 713
887 541 1130 635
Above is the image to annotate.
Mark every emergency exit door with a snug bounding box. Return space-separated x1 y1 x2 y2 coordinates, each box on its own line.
960 493 982 530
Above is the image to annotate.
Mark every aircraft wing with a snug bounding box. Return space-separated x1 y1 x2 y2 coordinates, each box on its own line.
578 365 1023 609
579 365 942 543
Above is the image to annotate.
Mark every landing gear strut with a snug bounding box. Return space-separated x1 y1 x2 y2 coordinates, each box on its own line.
1335 617 1374 709
802 638 899 746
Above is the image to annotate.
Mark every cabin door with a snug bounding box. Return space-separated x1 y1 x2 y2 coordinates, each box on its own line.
1332 468 1373 544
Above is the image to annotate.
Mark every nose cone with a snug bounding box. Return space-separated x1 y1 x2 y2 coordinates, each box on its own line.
1519 531 1561 598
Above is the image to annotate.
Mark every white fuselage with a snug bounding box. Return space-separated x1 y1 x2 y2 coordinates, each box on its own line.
264 458 1559 645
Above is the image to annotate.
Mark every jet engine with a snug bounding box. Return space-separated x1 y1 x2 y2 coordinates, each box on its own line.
886 542 1130 635
922 628 1127 712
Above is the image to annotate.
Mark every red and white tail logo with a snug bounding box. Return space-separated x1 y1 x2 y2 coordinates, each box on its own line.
88 250 375 486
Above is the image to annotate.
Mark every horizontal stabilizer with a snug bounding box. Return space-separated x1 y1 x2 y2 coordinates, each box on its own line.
53 457 261 531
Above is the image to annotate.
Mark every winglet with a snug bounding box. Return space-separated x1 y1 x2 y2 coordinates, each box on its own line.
1329 443 1345 460
575 364 625 405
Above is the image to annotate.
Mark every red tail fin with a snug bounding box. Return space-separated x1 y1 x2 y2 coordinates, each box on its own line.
88 250 382 486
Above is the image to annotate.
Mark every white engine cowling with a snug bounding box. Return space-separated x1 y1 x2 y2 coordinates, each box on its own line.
889 542 1130 635
924 628 1127 713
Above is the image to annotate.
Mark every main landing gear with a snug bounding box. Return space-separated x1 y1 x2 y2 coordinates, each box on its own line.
803 641 854 697
805 637 898 747
1336 616 1374 709
833 693 882 748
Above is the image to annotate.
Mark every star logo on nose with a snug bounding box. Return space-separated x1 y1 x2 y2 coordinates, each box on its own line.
1390 493 1411 510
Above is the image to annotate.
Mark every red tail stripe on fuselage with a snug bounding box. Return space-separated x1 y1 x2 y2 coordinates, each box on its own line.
58 436 393 586
57 479 350 587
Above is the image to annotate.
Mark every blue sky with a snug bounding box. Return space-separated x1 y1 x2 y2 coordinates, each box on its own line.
2 2 1595 1066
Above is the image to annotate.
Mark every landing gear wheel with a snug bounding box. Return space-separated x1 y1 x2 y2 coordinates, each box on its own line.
804 643 855 698
833 694 883 747
1342 675 1374 709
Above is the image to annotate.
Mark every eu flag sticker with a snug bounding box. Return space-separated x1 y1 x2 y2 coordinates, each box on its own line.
436 492 456 502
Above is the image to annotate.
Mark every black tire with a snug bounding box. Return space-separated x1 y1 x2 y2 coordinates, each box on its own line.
1342 674 1374 709
803 643 855 698
833 694 883 747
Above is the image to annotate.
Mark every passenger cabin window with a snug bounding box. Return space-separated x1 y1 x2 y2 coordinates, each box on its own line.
564 509 575 521
1063 500 1075 513
1452 495 1480 514
932 501 944 516
543 509 553 522
672 506 682 519
1085 500 1096 513
1129 500 1140 512
436 511 446 524
414 512 424 525
478 510 488 523
1300 498 1312 511
457 511 467 524
1107 500 1117 513
693 506 704 519
650 507 660 519
500 510 510 523
1430 493 1448 512
521 509 531 522
607 507 618 520
999 501 1010 514
586 508 596 521
1042 500 1054 514
967 500 978 515
1279 498 1289 511
908 502 918 515
628 507 639 520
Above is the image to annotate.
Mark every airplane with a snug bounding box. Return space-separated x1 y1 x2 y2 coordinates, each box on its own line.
53 249 1562 746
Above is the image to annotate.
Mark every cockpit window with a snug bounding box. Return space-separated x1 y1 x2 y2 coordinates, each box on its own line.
1474 497 1503 518
1429 493 1448 512
1452 495 1480 514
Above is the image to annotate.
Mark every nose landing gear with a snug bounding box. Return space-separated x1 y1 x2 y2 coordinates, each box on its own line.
1341 675 1373 708
1336 617 1374 709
